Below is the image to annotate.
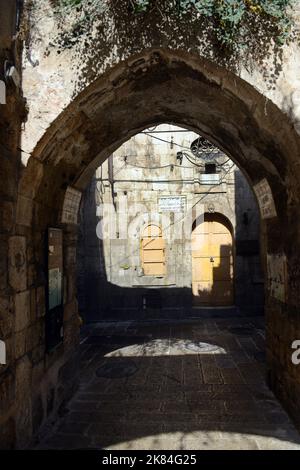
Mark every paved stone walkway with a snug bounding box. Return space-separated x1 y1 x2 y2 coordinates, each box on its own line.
34 315 300 450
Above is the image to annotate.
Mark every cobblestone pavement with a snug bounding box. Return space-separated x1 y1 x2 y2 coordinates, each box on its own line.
34 315 300 450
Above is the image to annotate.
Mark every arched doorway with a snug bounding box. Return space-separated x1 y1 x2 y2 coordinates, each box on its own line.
13 48 300 445
192 213 234 306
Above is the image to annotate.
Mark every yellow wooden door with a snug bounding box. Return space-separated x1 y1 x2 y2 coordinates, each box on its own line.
141 225 166 276
192 216 234 306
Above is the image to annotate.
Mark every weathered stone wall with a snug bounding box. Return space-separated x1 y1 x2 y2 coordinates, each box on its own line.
11 44 300 446
0 2 80 449
1 0 300 449
19 0 300 166
77 125 263 321
0 0 29 449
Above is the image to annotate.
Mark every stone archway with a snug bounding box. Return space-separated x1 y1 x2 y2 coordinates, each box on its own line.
15 48 300 444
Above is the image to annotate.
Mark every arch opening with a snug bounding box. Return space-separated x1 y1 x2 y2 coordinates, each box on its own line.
14 49 300 447
77 123 263 320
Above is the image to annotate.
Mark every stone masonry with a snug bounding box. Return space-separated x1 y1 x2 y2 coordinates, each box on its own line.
2 0 300 448
78 124 264 321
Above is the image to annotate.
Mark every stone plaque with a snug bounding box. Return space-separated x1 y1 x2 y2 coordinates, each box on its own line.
199 173 220 185
158 195 186 213
254 178 277 219
61 186 82 224
267 253 287 302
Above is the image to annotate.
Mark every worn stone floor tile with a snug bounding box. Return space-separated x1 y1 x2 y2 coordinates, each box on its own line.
254 435 300 450
221 367 246 384
56 420 91 435
105 434 184 451
183 433 260 450
35 433 94 450
32 317 300 450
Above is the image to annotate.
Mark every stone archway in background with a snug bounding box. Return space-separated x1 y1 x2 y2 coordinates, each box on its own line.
16 48 300 441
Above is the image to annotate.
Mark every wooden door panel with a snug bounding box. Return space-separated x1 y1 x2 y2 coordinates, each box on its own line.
211 281 234 304
211 221 229 233
212 232 231 244
192 217 234 306
141 225 166 276
192 258 211 281
143 249 165 263
192 282 212 300
142 238 165 249
143 262 165 276
193 221 210 235
143 225 162 237
212 258 233 280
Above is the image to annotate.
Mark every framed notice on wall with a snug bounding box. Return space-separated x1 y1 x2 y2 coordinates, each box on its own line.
46 228 64 351
158 195 186 213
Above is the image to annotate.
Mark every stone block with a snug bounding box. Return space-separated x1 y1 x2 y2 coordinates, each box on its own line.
67 273 76 303
0 157 16 199
25 320 45 353
36 286 46 318
16 195 33 227
32 393 45 435
66 246 76 266
0 235 8 293
15 290 30 332
0 415 15 449
15 355 32 401
8 236 27 292
31 360 45 388
64 299 78 322
29 344 45 365
15 330 26 359
0 296 14 338
0 201 14 232
30 288 36 323
15 395 33 449
27 263 36 288
0 369 15 412
63 317 80 352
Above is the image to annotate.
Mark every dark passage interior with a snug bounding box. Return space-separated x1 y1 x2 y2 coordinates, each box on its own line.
31 126 300 450
76 125 264 324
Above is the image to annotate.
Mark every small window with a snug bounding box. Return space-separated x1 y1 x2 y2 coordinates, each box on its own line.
141 224 166 276
205 163 216 174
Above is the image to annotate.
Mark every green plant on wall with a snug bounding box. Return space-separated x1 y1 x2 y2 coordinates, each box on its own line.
44 0 297 86
53 0 294 51
143 0 293 48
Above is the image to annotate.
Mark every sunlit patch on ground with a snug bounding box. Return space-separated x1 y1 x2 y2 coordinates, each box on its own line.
105 338 226 357
33 316 300 450
104 431 300 450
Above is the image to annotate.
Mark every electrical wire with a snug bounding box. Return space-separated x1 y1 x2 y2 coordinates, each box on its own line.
181 152 205 168
140 132 233 169
102 162 236 270
97 178 198 184
124 161 195 170
141 131 193 151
